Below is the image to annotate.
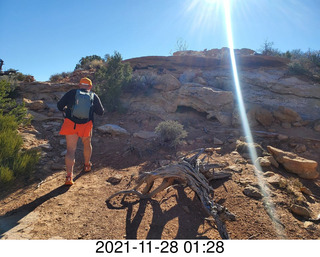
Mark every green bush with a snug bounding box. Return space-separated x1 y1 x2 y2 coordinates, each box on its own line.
0 79 39 187
0 166 14 185
286 49 320 79
288 61 310 75
95 51 132 112
0 114 39 186
155 120 188 148
49 72 72 82
0 79 31 126
75 55 104 70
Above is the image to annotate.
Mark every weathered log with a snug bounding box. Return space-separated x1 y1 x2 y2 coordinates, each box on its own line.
106 148 236 239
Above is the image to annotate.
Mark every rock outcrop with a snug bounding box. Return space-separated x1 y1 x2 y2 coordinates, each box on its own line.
16 49 320 129
267 146 319 179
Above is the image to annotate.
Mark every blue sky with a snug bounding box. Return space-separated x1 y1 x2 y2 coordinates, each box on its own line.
1 0 319 81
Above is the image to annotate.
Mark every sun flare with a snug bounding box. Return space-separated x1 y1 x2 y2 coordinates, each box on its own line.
204 0 220 4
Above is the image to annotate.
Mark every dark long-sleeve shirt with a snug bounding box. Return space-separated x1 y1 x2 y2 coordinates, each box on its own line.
57 89 104 124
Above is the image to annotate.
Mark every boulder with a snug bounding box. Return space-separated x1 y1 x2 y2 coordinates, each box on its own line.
243 185 263 199
153 74 181 91
273 106 302 123
267 146 319 179
179 70 196 83
193 76 207 85
313 120 320 132
97 124 130 136
23 98 47 111
290 204 312 218
254 107 274 127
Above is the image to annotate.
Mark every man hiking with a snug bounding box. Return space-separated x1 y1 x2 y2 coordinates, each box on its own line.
57 77 104 185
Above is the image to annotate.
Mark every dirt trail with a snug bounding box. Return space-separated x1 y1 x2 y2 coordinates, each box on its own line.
1 112 320 240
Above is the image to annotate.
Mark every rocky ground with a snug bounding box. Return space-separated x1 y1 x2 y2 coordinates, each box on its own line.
0 107 320 240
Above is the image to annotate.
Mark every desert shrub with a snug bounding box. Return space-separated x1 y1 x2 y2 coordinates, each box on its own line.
95 51 132 112
0 114 40 186
259 40 282 56
125 71 158 95
89 59 105 70
176 38 188 51
13 72 34 82
155 120 188 148
0 79 39 187
0 79 31 126
49 72 72 82
286 49 320 79
288 61 310 75
49 73 63 82
75 55 104 70
0 166 14 185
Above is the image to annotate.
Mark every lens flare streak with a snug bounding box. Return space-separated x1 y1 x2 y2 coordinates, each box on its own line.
223 0 285 238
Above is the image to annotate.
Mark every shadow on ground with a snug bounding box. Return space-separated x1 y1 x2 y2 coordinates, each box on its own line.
106 186 213 239
0 184 71 238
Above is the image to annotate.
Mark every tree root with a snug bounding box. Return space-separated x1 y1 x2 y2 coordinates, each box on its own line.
106 148 236 239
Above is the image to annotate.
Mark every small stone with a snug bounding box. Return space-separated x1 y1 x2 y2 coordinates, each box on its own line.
292 121 303 127
243 186 263 199
213 137 224 145
107 175 122 185
159 160 171 167
277 134 289 141
295 144 306 153
281 122 291 129
256 157 271 167
225 165 242 173
300 187 312 196
263 171 275 177
40 143 52 150
133 131 156 139
266 155 279 168
50 163 65 171
290 204 312 218
313 120 320 132
266 174 282 187
304 221 316 230
60 150 67 156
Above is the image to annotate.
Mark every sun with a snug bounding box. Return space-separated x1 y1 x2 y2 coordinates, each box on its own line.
185 0 225 31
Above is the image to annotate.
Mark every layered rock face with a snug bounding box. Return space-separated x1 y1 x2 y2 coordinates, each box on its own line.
17 48 320 127
123 50 319 126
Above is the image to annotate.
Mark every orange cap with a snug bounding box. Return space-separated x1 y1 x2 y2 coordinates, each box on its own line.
79 77 92 89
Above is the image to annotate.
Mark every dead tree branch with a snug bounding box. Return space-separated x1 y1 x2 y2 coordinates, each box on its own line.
106 148 236 239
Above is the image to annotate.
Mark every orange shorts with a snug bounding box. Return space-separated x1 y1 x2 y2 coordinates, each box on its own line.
59 118 93 137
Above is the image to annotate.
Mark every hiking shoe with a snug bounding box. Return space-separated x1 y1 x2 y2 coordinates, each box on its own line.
65 176 74 186
84 162 92 172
